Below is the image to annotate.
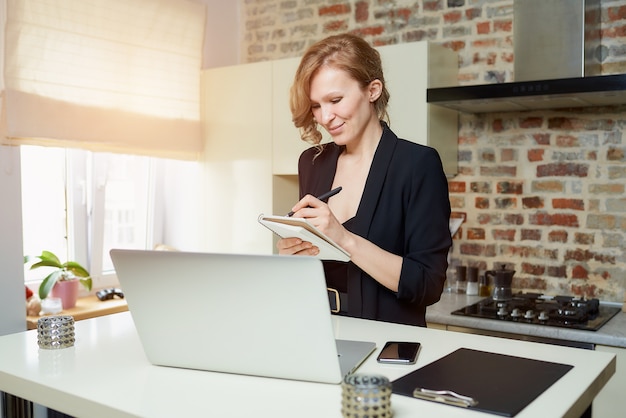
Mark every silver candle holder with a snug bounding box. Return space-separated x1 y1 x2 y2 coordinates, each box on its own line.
341 374 393 418
37 315 75 349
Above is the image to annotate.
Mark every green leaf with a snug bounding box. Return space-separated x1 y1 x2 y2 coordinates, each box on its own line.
80 277 93 292
64 262 90 278
38 270 62 300
40 250 61 265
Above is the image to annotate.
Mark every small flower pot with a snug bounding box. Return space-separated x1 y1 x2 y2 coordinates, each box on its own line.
50 279 80 310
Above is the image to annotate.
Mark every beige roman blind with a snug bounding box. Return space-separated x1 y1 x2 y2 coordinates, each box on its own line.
2 0 205 159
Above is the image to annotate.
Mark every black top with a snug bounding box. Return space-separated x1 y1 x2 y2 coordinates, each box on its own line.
298 123 452 326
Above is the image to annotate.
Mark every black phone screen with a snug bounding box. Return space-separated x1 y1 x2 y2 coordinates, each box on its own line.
376 341 421 364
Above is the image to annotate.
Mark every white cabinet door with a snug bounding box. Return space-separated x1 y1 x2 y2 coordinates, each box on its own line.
379 42 458 176
271 57 309 175
202 61 274 254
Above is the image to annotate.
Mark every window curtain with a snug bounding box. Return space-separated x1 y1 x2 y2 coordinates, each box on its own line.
2 0 205 159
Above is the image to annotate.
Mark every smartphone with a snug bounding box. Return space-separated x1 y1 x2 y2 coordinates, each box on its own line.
376 341 421 364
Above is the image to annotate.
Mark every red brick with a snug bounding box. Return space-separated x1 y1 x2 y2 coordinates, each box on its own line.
476 21 490 34
423 0 443 12
565 249 615 263
571 265 588 279
470 181 491 193
442 40 466 52
555 135 578 147
493 229 516 241
504 214 523 225
548 230 568 243
552 198 584 210
475 197 489 209
547 265 567 278
319 4 351 16
521 262 545 275
574 233 594 245
536 163 588 178
466 228 485 240
528 149 544 162
444 11 462 24
472 38 497 48
493 19 512 32
521 229 541 240
607 5 626 22
522 196 544 209
324 20 348 32
495 197 516 209
355 1 368 22
353 26 384 36
448 181 466 193
459 243 496 257
519 117 543 128
570 283 598 299
497 181 523 194
529 212 579 227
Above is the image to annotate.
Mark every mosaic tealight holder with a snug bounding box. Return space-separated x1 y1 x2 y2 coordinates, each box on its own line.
341 374 393 418
37 315 75 349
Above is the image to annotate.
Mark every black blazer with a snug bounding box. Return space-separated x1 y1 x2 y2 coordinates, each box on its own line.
298 124 452 326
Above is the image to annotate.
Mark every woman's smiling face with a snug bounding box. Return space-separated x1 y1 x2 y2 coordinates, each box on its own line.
309 65 378 146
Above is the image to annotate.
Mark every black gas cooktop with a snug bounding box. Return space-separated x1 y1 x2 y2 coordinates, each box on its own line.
452 293 621 331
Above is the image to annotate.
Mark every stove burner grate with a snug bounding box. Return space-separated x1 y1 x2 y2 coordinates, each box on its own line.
451 293 620 331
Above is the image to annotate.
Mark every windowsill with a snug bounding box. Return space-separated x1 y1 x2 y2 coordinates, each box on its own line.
26 295 128 330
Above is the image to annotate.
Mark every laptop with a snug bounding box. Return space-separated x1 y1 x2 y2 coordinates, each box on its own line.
109 249 376 384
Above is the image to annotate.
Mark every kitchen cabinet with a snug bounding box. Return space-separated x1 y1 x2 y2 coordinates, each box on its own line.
378 42 458 176
271 57 308 176
201 61 275 254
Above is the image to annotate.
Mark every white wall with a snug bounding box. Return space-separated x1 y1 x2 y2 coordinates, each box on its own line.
0 145 26 335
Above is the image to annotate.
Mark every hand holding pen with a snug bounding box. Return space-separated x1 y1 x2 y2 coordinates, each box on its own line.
287 186 342 217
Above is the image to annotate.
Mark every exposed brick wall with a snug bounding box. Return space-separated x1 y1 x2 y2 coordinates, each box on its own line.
241 0 626 302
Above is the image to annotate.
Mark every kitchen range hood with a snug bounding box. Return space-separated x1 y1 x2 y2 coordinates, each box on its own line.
426 74 626 113
427 0 626 113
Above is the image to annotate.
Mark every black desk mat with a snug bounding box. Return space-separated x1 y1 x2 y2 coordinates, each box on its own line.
392 348 573 417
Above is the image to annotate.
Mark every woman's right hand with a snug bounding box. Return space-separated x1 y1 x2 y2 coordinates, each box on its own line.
276 237 320 257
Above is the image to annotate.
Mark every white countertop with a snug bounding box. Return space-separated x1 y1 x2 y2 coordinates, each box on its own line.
426 292 626 348
0 311 615 418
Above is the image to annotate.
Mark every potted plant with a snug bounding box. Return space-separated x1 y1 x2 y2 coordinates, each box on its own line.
24 250 92 310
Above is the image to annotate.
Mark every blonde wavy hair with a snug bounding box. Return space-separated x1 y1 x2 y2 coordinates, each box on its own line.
289 33 390 147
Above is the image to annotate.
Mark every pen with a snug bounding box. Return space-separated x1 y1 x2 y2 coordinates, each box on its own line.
287 186 342 217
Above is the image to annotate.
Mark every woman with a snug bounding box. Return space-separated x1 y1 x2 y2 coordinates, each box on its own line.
278 33 452 327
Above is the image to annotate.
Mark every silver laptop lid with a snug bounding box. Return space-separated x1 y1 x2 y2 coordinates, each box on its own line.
110 250 349 383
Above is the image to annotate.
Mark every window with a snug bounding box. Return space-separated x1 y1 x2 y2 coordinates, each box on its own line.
21 145 160 288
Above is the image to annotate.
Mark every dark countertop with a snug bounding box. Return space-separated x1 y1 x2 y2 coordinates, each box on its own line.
426 292 626 349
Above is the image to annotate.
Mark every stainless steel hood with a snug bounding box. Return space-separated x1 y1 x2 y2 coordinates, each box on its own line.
426 0 626 113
